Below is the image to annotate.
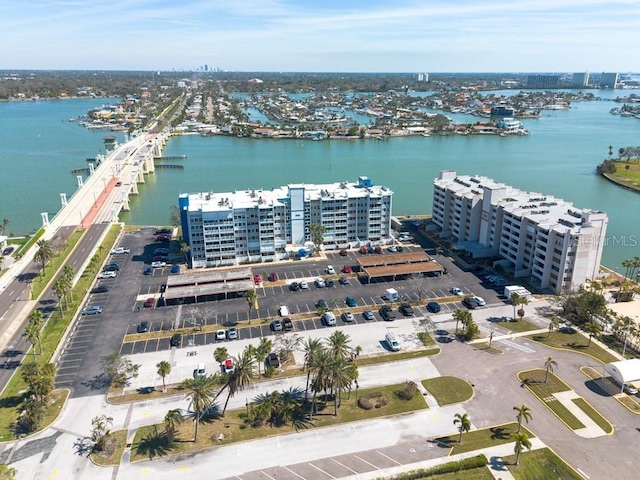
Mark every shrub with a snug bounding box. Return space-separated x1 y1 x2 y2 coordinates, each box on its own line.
396 381 419 401
382 454 488 479
357 392 387 410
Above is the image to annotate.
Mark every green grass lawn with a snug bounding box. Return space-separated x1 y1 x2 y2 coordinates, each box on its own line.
90 429 128 466
473 342 503 355
571 398 613 434
517 370 585 430
435 422 534 455
504 447 582 479
604 161 640 191
426 469 495 480
422 376 474 405
131 383 427 462
418 332 437 346
527 331 619 364
492 319 539 333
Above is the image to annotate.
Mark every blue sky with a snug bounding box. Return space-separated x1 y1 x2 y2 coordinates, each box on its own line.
2 0 638 72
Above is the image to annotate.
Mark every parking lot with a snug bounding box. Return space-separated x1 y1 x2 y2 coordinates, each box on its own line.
56 227 506 395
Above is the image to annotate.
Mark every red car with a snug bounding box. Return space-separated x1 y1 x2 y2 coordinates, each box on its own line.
156 234 171 242
144 297 155 308
343 266 352 274
359 246 368 254
268 272 279 282
253 274 262 285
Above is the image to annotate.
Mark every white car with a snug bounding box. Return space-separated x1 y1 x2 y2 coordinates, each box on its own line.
326 265 336 275
111 247 130 254
98 271 117 279
314 278 326 288
299 280 309 290
472 296 486 306
151 261 167 268
215 329 226 341
278 305 290 316
451 287 464 296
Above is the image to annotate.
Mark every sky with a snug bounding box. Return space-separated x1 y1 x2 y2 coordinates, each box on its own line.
2 0 639 72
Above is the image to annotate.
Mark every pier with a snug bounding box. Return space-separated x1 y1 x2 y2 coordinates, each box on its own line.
154 155 187 161
155 164 184 170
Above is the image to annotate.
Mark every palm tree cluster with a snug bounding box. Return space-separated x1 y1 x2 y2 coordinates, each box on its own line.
510 293 530 321
249 387 307 429
621 256 640 281
452 309 479 341
52 265 75 314
303 331 359 417
22 309 44 362
19 361 57 433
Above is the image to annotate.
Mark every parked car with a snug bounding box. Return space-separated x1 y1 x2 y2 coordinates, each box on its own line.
359 246 368 254
339 276 350 285
299 280 309 290
98 271 117 279
341 311 355 322
343 265 352 274
472 296 486 306
451 287 464 296
144 297 155 308
345 296 357 307
278 305 290 316
399 303 415 316
462 297 478 309
316 299 329 309
623 384 639 395
215 329 226 340
171 264 180 274
374 246 383 254
103 263 120 271
253 273 262 285
325 278 335 287
111 247 130 254
193 363 207 378
326 265 336 275
137 321 149 333
151 261 166 268
379 305 397 321
223 357 235 374
388 245 398 252
143 266 152 276
426 301 441 313
227 327 238 340
314 278 326 288
170 333 181 347
321 311 337 326
266 352 280 368
289 281 300 291
339 249 348 256
268 272 279 282
156 234 171 242
154 248 169 255
152 255 168 262
2 246 15 256
90 285 109 294
270 320 283 332
283 317 293 331
363 310 376 321
81 306 102 315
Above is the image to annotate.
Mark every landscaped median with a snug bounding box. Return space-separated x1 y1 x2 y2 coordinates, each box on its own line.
517 369 613 436
422 376 474 406
527 330 619 364
434 422 534 456
130 382 427 462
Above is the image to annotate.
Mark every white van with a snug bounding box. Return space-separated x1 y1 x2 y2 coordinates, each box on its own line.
322 311 337 326
194 363 206 378
278 305 289 316
385 332 401 351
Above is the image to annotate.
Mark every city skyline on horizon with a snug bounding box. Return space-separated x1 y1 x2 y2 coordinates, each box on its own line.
2 0 639 72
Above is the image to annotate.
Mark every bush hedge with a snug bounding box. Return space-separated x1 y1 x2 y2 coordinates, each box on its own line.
395 381 419 401
381 454 488 479
358 392 388 410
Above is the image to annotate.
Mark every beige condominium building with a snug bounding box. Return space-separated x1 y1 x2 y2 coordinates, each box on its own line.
432 170 608 293
179 176 393 268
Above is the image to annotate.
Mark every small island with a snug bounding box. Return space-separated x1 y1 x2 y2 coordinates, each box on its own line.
597 146 640 192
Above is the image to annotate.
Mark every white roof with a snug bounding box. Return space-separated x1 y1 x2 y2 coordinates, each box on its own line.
604 359 640 384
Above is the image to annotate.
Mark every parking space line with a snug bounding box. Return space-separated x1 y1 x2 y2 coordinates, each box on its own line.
353 455 380 470
308 463 335 479
281 466 306 479
331 458 358 474
375 451 402 465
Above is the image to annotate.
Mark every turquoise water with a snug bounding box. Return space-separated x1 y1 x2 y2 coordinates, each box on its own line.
1 92 638 270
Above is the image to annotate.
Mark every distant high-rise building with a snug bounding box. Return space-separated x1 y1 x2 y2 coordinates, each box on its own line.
526 75 560 88
572 72 589 87
204 64 209 72
600 72 619 88
417 73 429 82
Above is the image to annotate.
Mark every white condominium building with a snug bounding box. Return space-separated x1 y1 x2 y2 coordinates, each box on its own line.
432 171 608 293
179 176 393 268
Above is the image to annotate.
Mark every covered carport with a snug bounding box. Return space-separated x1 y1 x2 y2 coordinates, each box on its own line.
163 267 254 304
357 252 445 282
603 359 640 393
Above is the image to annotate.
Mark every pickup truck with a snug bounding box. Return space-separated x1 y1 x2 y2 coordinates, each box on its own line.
111 247 130 254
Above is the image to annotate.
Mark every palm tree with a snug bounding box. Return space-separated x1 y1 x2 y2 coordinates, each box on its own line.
220 349 255 416
157 361 171 392
452 309 471 335
511 432 532 465
52 279 66 313
255 337 272 377
164 409 183 444
310 349 332 416
23 323 41 361
34 239 54 277
513 404 532 433
181 374 219 442
329 357 358 415
585 321 602 347
244 289 257 323
0 217 9 235
28 309 43 330
511 293 529 321
302 338 324 401
325 330 353 361
213 347 228 365
309 224 326 251
453 412 471 443
544 356 558 383
548 316 560 339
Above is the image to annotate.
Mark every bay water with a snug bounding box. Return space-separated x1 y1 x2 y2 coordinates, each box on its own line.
1 91 638 270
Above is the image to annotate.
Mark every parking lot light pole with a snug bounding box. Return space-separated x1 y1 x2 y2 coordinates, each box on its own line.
354 380 359 401
488 329 495 349
245 399 249 415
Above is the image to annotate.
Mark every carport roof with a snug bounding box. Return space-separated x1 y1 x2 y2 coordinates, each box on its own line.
357 252 432 267
164 279 254 300
604 359 640 384
166 267 252 287
363 262 444 278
